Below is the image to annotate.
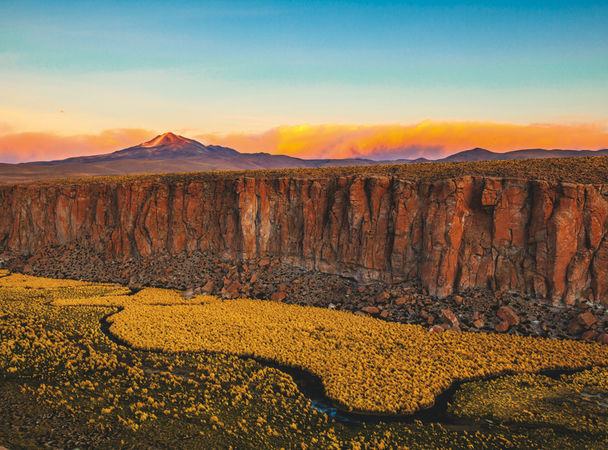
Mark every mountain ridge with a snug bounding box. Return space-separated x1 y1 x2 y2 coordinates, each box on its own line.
1 132 607 183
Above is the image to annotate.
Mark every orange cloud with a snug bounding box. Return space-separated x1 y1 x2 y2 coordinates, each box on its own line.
0 128 156 163
1 121 607 163
197 121 608 160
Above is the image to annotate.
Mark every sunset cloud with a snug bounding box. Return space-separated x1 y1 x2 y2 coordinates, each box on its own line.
0 129 156 163
198 121 608 160
0 121 607 163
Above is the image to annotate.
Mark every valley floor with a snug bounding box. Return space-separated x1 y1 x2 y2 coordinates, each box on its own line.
1 271 608 449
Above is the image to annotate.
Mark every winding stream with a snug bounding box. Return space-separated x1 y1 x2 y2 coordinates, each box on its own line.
97 306 597 426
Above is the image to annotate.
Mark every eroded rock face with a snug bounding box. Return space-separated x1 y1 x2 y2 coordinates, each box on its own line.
1 175 608 304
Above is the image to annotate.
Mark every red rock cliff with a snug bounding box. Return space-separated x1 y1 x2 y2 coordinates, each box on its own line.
1 175 607 304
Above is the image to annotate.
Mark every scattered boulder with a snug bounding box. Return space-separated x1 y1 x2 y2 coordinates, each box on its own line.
221 280 242 298
598 333 608 345
497 306 520 326
440 309 458 326
495 321 510 333
394 296 409 306
375 291 390 304
362 306 380 314
429 325 444 333
182 288 195 300
472 319 485 329
202 280 215 293
582 330 599 341
578 312 597 329
270 291 287 302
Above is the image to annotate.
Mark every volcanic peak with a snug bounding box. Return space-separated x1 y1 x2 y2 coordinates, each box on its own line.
140 132 193 148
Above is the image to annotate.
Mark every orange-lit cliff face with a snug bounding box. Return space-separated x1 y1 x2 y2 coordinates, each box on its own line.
1 121 607 162
1 174 607 305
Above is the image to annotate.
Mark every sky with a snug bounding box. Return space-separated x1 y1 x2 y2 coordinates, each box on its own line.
1 0 607 162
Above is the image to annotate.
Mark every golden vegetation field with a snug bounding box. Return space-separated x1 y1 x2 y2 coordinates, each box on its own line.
0 272 130 302
52 286 213 307
0 276 345 448
19 155 608 186
107 298 608 415
2 271 608 448
40 272 608 415
450 367 608 435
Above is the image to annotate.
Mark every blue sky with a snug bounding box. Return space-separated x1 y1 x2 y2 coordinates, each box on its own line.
0 0 607 138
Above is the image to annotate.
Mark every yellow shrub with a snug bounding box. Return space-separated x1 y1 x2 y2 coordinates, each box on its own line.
108 298 608 415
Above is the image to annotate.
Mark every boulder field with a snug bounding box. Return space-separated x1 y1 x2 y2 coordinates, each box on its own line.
1 174 607 305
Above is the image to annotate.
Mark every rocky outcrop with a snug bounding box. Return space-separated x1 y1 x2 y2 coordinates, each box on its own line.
1 175 608 304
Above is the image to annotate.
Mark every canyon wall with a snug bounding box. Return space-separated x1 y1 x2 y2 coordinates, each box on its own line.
1 175 607 304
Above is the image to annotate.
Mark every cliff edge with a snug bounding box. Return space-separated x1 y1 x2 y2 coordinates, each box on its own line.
1 163 607 305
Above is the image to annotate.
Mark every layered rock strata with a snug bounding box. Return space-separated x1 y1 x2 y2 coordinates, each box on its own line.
1 175 607 304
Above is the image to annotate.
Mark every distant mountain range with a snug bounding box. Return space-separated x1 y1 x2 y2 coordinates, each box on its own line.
1 132 607 183
439 147 608 163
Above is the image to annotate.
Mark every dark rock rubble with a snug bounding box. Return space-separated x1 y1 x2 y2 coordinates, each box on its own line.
2 245 607 344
